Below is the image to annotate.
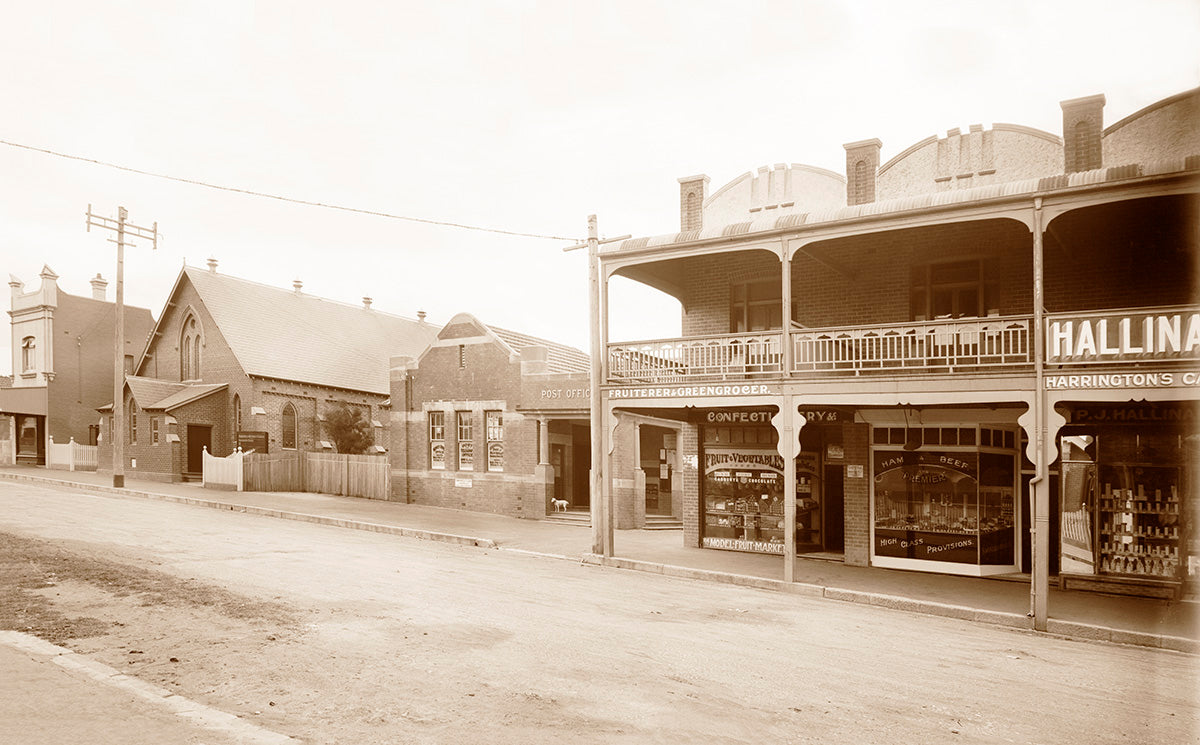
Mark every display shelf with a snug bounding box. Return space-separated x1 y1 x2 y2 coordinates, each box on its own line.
1096 471 1182 581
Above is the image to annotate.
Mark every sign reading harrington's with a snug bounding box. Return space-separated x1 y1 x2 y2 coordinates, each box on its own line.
1047 309 1200 363
609 383 777 400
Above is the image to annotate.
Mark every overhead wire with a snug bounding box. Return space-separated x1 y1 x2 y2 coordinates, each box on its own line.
0 138 581 242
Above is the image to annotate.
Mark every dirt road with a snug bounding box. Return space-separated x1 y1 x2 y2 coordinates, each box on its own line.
1 480 1195 744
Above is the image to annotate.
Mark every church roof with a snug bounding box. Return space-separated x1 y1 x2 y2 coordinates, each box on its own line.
143 267 439 396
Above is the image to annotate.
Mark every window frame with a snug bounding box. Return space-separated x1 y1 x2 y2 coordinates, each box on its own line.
457 411 474 471
281 402 298 450
20 336 35 372
729 279 783 333
485 411 503 472
429 411 446 470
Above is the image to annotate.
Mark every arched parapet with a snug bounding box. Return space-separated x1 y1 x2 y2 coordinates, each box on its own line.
704 164 845 227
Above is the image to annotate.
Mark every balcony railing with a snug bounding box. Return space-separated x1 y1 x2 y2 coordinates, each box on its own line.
608 332 783 384
793 316 1032 374
607 316 1033 384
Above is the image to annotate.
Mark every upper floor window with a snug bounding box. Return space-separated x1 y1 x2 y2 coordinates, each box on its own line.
281 403 297 449
910 260 994 321
180 315 202 380
730 280 782 332
20 337 35 372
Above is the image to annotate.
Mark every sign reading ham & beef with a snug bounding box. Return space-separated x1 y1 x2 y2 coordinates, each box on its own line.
1046 309 1200 363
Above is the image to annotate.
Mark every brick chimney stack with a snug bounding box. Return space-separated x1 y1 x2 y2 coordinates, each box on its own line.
844 139 882 206
1061 93 1105 173
677 174 709 232
90 273 108 300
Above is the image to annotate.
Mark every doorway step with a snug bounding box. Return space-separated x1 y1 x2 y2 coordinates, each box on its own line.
543 509 591 526
181 471 202 483
644 515 683 530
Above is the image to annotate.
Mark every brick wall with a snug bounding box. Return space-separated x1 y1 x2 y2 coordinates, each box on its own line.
842 422 870 566
681 250 782 336
1062 94 1105 173
681 421 701 547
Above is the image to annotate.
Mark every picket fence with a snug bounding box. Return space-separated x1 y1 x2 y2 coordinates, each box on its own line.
46 437 98 471
238 451 390 500
201 446 244 490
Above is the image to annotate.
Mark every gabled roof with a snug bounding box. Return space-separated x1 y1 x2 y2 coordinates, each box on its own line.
489 325 590 374
99 377 226 412
436 312 590 374
143 267 440 395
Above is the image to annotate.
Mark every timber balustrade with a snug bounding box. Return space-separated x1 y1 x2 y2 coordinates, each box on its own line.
607 316 1033 383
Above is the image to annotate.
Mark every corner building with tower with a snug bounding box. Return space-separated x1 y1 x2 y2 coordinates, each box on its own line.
594 88 1199 611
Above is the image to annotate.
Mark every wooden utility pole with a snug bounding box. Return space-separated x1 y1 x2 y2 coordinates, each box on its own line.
563 217 629 557
86 205 158 488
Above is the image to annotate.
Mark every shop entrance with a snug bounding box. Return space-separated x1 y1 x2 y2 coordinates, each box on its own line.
16 415 44 465
640 424 676 516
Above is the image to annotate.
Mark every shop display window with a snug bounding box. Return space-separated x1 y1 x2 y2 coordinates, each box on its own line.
1059 430 1187 583
873 429 1017 566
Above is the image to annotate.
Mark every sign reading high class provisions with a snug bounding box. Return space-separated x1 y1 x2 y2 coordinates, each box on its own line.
1046 310 1200 363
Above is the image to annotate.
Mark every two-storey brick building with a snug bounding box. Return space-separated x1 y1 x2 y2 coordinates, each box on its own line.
98 260 438 482
594 88 1199 619
1 266 155 464
391 312 682 527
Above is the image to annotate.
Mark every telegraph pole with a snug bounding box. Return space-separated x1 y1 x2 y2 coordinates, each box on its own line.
563 217 629 557
86 205 158 487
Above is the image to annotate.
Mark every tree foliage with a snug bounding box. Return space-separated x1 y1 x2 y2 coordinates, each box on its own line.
323 402 374 454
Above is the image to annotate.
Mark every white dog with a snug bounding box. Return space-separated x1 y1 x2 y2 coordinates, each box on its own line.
551 498 569 513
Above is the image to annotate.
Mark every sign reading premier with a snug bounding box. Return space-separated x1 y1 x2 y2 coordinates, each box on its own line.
1047 310 1200 363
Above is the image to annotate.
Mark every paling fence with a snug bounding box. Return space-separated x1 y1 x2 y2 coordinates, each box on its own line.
242 451 389 499
46 436 98 471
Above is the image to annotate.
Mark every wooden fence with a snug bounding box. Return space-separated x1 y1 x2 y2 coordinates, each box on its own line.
201 446 244 490
243 451 389 499
46 437 98 471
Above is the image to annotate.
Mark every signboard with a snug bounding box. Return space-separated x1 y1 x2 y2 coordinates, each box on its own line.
1065 402 1198 426
1046 310 1200 363
455 478 472 488
610 383 777 400
702 537 785 554
237 430 268 453
1045 370 1200 390
703 410 772 425
487 441 504 471
431 442 445 470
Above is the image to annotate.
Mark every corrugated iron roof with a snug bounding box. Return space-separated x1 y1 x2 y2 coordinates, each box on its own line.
603 157 1199 255
489 325 590 374
183 268 439 395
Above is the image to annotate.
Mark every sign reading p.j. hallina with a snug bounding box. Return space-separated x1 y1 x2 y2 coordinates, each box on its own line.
1046 309 1200 363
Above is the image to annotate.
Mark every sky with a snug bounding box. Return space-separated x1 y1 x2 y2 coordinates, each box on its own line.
2 1 1198 376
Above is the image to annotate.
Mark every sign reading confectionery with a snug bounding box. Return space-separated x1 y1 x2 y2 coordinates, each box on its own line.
1046 309 1200 363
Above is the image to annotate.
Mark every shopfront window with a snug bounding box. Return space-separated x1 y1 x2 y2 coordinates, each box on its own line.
700 411 784 554
1058 411 1190 585
872 426 1017 568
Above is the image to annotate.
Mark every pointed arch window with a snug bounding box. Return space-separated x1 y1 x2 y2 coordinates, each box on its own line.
128 400 138 445
180 315 202 380
281 403 297 450
233 394 242 439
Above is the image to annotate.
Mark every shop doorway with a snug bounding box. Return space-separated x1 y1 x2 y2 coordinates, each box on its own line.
640 424 675 516
823 463 845 552
572 435 590 508
17 415 44 465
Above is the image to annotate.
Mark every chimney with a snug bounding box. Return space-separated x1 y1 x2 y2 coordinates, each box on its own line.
363 296 372 310
677 174 709 232
206 257 218 273
1061 93 1105 173
417 310 427 324
90 273 108 300
293 279 303 294
844 139 882 206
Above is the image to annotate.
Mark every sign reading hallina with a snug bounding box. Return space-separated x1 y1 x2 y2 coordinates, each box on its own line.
1046 309 1200 362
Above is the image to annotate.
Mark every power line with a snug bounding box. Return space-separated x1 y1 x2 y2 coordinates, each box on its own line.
1 138 580 242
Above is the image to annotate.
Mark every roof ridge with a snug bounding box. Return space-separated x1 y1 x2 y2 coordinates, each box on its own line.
184 265 430 325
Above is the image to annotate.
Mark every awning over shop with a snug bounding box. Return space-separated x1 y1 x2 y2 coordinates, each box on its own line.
0 386 48 416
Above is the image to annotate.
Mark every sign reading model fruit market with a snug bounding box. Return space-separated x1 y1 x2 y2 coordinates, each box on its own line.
1046 309 1200 363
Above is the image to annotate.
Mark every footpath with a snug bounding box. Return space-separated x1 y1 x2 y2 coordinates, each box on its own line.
1 466 1196 654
